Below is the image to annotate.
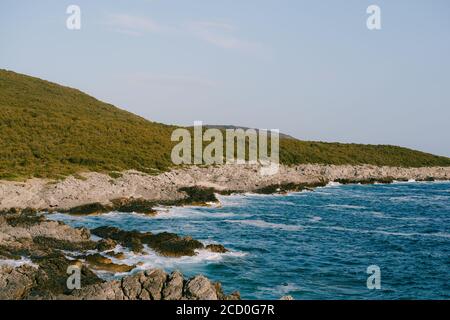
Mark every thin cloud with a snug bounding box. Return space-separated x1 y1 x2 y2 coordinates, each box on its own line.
187 20 263 53
105 14 167 36
104 14 264 54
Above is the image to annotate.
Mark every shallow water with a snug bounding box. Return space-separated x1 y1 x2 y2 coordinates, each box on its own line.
50 181 450 299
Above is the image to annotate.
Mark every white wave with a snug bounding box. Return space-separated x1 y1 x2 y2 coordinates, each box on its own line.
325 204 366 209
225 219 303 231
102 211 147 218
0 257 38 268
91 245 247 279
256 282 301 297
326 181 342 187
154 206 239 219
216 194 249 206
274 283 301 295
311 225 450 239
309 216 322 223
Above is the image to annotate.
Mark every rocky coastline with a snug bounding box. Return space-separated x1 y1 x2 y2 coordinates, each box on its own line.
1 163 449 300
0 210 237 300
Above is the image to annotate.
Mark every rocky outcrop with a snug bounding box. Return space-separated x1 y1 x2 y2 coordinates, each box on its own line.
1 164 449 212
90 226 226 257
184 275 219 300
59 268 239 300
0 264 38 299
0 211 236 300
162 271 184 300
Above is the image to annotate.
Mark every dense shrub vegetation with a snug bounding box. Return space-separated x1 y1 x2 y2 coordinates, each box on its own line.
1 69 449 180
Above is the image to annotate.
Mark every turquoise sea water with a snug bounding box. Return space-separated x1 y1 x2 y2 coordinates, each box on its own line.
50 181 450 299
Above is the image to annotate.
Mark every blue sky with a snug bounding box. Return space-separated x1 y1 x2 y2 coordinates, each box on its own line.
1 0 449 156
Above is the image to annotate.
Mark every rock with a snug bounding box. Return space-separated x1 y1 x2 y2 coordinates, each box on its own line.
84 253 134 273
280 295 294 300
121 272 145 299
1 164 449 213
110 198 157 215
85 253 112 265
91 226 205 257
65 202 111 215
162 270 184 300
0 265 38 299
141 269 167 300
104 250 126 259
184 275 218 300
33 236 97 252
71 280 125 300
96 238 117 251
205 244 228 253
0 212 237 300
30 252 101 297
225 291 241 300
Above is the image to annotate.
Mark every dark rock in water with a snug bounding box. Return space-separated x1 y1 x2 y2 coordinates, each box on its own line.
91 226 205 257
62 198 158 216
146 232 204 257
178 186 218 205
110 198 157 215
33 236 97 252
205 244 228 253
334 177 395 185
83 253 135 273
64 202 111 215
29 252 102 297
254 181 328 194
91 226 144 253
85 253 113 265
96 238 117 251
0 209 238 300
104 250 126 260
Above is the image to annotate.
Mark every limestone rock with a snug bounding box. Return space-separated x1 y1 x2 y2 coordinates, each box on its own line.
162 270 184 300
0 265 37 299
184 275 218 300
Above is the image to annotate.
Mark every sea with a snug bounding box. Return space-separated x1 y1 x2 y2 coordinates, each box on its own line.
49 181 450 299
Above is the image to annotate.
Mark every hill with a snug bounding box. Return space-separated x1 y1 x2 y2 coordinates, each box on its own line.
1 69 449 180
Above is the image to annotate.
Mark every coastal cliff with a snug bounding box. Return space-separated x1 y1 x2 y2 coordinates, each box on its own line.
0 164 449 212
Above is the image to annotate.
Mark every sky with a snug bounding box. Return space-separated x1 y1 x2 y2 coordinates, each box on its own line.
0 0 449 156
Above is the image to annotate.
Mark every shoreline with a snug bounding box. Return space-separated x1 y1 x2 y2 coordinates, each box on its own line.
1 165 449 299
1 164 449 213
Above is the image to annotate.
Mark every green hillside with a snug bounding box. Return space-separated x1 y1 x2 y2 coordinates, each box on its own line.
1 69 449 180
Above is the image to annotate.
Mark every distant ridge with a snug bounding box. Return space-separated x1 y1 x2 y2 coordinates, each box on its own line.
1 69 449 180
200 125 296 140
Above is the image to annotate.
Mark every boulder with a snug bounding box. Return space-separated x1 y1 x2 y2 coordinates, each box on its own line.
162 270 184 300
205 244 228 253
96 238 117 251
0 265 38 299
184 275 218 300
141 269 167 300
